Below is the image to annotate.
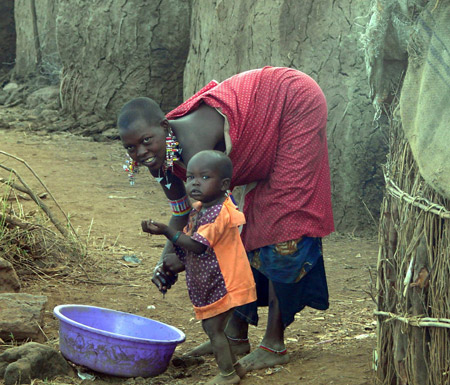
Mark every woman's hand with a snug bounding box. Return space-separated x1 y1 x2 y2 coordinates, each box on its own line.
151 254 185 293
151 263 177 294
141 219 168 235
164 253 185 273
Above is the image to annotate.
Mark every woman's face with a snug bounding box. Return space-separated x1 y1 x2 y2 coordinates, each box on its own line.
120 119 166 172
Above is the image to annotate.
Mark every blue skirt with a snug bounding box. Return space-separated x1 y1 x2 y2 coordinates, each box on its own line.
235 238 329 328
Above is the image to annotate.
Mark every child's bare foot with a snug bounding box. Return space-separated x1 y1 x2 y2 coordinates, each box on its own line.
205 371 240 384
187 338 250 357
238 345 290 371
233 362 246 378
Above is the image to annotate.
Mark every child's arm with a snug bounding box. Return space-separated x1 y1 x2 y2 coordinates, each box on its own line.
142 219 207 255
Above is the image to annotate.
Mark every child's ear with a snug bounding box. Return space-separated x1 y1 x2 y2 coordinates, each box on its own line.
221 178 231 191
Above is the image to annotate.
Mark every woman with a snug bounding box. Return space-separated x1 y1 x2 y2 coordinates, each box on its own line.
118 66 334 371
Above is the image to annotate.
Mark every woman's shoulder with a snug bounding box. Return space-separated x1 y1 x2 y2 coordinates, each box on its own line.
188 104 224 134
175 105 225 163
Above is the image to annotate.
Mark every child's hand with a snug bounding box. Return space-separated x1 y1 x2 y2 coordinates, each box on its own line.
141 219 168 235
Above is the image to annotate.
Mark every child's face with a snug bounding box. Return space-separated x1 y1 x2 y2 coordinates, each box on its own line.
120 119 166 171
186 158 227 207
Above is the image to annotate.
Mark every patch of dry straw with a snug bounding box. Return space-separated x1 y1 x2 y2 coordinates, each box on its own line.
0 151 84 280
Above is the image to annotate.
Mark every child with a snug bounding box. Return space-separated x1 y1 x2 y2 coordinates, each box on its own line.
141 150 257 385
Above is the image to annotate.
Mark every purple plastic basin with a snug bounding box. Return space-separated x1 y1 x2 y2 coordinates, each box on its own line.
53 304 185 377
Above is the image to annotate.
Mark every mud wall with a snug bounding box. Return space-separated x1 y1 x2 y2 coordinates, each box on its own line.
10 0 388 234
185 0 385 233
56 0 190 118
13 0 190 116
14 0 59 81
0 0 16 72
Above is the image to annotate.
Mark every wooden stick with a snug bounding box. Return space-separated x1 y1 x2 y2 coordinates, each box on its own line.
0 150 78 238
0 168 70 238
0 212 34 229
375 310 450 329
385 176 450 219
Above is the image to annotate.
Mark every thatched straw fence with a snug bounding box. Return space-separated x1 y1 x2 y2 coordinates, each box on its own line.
375 110 450 384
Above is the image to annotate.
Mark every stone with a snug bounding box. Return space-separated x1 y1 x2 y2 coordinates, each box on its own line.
2 82 18 92
0 342 74 385
39 108 60 122
0 293 47 342
26 86 60 109
0 89 8 105
0 258 21 293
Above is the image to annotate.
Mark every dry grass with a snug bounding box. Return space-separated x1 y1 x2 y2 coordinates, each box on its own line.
0 151 84 280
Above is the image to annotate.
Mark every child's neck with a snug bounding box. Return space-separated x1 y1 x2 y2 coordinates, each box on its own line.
200 195 226 210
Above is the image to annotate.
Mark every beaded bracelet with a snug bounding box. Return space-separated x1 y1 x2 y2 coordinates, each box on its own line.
168 195 192 216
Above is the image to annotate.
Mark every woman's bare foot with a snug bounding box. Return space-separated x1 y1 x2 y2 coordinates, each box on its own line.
238 345 290 371
233 362 246 378
186 338 250 357
205 371 240 384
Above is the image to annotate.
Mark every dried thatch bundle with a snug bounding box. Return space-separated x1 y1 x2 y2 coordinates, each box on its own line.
375 111 450 385
0 151 84 279
1 208 81 278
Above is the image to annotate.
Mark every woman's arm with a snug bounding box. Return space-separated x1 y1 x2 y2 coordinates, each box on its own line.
152 169 190 259
149 169 190 291
159 215 189 262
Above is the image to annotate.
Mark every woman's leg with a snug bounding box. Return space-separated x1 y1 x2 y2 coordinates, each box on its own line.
238 280 289 370
262 279 285 348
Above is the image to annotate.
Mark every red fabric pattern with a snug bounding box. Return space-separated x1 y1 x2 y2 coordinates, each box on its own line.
167 66 334 251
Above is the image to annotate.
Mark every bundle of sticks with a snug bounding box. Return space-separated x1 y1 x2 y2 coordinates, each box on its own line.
375 113 450 385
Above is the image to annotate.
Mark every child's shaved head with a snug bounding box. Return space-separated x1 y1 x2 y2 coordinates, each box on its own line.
117 97 165 131
188 150 233 180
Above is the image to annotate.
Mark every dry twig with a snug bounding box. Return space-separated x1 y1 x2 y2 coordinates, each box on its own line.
0 151 78 239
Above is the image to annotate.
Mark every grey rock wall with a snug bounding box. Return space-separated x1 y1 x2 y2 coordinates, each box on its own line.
184 0 384 234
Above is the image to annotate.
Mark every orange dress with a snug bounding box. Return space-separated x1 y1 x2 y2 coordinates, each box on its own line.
175 197 256 320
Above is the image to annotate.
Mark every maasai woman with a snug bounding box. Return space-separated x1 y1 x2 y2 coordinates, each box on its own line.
118 66 334 371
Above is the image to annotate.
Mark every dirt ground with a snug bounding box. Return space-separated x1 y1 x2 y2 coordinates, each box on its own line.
0 113 379 385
